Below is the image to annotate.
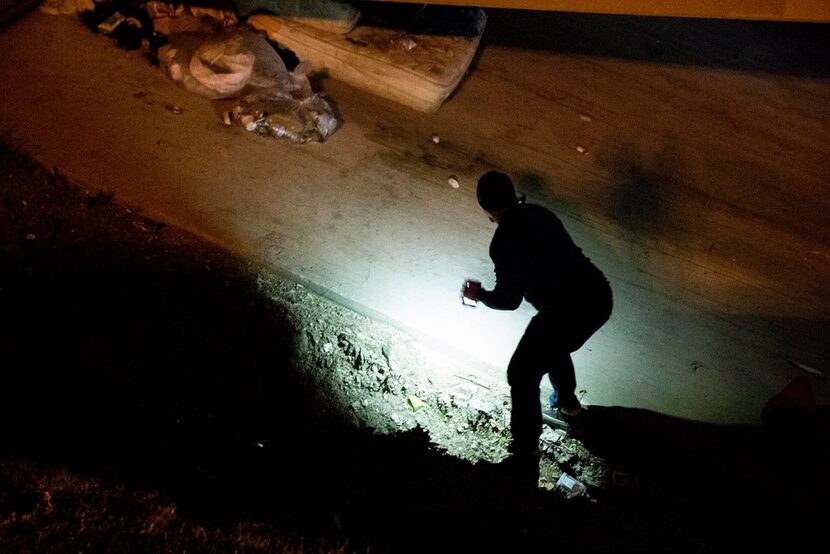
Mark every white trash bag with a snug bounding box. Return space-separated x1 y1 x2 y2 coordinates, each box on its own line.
159 29 338 143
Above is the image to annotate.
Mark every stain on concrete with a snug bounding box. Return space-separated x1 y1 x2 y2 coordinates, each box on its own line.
600 142 683 242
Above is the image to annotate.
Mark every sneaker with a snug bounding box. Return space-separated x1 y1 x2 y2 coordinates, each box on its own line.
542 404 570 429
559 404 582 418
542 403 584 429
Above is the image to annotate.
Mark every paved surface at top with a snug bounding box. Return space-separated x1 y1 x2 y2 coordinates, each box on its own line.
2 9 828 424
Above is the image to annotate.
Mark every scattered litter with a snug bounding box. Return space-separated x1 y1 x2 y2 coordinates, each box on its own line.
159 32 258 99
322 342 334 353
540 427 562 447
159 30 338 143
786 358 825 379
408 395 427 412
579 114 592 122
448 175 460 189
576 145 587 154
239 113 257 131
431 134 440 144
455 374 490 390
555 473 586 498
229 87 338 143
166 104 183 115
56 1 339 143
97 11 125 34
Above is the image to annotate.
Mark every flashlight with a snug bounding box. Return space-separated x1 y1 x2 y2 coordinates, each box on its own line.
462 279 481 307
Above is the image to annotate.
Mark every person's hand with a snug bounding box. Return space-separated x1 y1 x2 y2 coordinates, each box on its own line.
461 279 482 306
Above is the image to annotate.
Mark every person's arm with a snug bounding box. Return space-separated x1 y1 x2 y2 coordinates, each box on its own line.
479 238 523 311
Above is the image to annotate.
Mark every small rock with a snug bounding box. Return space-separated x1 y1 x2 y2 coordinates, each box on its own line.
580 114 592 122
323 342 334 353
25 233 36 241
166 104 184 115
408 395 427 412
576 145 587 154
431 134 440 144
448 175 460 189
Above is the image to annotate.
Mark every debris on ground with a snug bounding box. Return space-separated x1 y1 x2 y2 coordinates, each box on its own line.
39 0 490 139
555 473 586 498
158 29 337 142
43 0 340 143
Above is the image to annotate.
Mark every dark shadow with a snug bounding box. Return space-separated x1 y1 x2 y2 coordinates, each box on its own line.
515 172 558 209
600 141 678 241
514 173 592 227
480 9 830 78
0 0 40 28
573 404 830 551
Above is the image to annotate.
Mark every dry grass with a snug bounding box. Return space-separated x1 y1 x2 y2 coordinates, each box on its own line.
0 458 350 553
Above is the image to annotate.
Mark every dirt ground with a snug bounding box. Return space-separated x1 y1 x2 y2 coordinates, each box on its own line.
2 139 829 552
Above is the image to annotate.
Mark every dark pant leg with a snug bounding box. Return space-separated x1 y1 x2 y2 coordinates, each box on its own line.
506 314 552 454
549 279 614 409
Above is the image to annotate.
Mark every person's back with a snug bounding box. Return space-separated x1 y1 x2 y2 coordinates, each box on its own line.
488 202 607 311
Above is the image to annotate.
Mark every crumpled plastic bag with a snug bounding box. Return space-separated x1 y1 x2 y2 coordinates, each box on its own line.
159 29 338 143
189 36 255 97
228 59 338 144
159 31 266 99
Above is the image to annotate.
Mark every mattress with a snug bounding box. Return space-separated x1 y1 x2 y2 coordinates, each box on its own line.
248 7 486 113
